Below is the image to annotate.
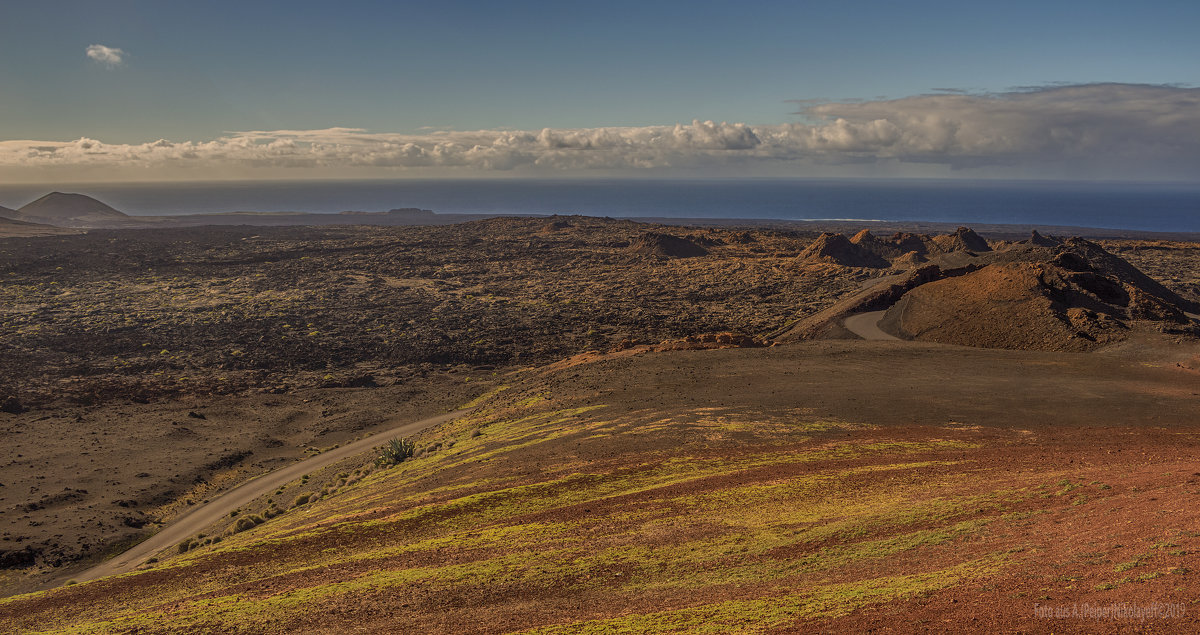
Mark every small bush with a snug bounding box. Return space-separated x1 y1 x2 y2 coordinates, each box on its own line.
293 494 310 507
376 437 416 467
234 514 265 533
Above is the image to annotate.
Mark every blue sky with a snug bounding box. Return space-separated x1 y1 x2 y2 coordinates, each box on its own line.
2 0 1199 181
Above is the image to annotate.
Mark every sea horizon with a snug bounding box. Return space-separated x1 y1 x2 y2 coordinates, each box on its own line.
3 177 1200 233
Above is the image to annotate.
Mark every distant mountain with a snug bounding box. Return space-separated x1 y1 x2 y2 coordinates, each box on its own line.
16 192 128 227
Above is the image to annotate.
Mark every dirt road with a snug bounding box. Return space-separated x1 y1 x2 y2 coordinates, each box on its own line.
843 310 900 341
71 408 471 585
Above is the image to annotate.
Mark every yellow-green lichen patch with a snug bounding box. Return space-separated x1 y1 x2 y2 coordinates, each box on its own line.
524 556 1008 634
458 383 510 409
8 377 1111 635
158 439 990 590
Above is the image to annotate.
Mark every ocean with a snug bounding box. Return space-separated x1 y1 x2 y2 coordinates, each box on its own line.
2 178 1200 233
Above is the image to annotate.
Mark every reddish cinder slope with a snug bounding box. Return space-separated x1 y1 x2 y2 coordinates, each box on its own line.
2 341 1198 634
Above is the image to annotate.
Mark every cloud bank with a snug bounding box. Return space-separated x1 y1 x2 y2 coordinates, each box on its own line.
85 44 126 67
5 83 1200 180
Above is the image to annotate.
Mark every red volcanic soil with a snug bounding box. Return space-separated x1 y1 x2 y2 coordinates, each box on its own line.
2 340 1200 633
882 262 1129 351
867 234 1199 352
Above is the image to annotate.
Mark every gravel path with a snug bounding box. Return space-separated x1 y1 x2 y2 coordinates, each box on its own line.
843 310 900 341
71 408 471 584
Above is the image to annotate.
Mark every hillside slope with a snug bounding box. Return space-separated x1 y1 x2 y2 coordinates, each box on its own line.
4 341 1198 633
15 192 128 227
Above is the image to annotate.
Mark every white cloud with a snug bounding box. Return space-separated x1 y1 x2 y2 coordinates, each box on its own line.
791 83 1200 169
3 84 1199 180
85 44 125 67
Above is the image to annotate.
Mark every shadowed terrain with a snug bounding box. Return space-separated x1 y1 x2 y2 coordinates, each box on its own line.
0 218 866 409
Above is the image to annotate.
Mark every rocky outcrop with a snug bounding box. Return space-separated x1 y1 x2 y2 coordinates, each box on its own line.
889 232 934 256
931 226 991 253
1027 230 1062 247
799 233 889 268
784 226 1197 351
1058 238 1197 312
850 229 906 260
889 251 928 270
881 263 1129 351
629 232 709 258
881 237 1197 351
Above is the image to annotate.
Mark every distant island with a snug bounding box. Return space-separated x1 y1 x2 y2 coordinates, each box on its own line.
0 191 465 231
4 191 1200 243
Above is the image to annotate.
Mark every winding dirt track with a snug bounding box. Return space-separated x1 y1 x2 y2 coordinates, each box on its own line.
72 408 471 585
843 310 900 341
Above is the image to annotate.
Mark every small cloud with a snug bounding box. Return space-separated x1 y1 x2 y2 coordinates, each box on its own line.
86 44 125 67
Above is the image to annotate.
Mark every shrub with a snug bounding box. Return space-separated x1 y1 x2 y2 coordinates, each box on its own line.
376 437 416 467
234 514 265 533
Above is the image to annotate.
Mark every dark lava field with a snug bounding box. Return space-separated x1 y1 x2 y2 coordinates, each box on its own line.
0 217 866 409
